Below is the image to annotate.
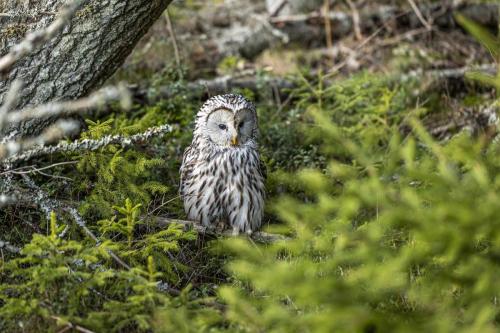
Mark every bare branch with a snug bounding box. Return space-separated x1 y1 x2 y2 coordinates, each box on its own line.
269 10 350 25
51 316 96 333
1 161 78 176
144 64 498 104
0 0 86 74
0 80 23 131
3 124 172 165
0 120 80 161
6 85 131 125
407 0 432 31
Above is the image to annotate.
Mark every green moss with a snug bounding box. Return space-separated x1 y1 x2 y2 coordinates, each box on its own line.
1 24 28 39
75 4 95 19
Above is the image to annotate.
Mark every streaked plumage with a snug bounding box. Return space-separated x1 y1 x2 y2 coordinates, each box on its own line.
180 94 266 235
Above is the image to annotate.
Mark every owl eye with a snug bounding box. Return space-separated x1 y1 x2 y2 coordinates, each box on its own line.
218 124 227 130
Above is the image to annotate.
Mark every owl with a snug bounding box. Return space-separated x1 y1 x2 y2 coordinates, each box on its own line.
180 94 266 235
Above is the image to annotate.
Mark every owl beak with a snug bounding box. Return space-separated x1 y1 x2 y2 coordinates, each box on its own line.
231 136 239 146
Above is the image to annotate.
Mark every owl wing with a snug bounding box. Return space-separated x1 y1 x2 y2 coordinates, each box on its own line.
179 144 198 197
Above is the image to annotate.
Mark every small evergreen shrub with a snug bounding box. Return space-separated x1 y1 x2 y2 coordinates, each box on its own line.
217 83 500 332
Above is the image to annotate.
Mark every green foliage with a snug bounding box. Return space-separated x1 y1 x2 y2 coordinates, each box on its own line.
77 119 169 219
85 257 169 332
217 56 246 75
0 210 199 332
152 285 226 333
0 78 209 332
456 13 500 91
3 54 500 332
98 198 197 282
218 82 500 332
0 212 113 331
75 69 201 220
99 198 142 247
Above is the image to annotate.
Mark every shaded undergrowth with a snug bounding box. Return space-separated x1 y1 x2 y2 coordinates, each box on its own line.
1 66 499 332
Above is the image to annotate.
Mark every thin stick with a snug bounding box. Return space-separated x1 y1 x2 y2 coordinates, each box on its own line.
1 161 78 176
147 195 181 216
6 85 131 124
407 0 432 31
51 316 96 333
345 0 363 40
0 80 23 131
323 0 333 49
325 24 385 76
164 9 183 79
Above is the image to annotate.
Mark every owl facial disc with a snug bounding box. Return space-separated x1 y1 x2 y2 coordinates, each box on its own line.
197 94 257 148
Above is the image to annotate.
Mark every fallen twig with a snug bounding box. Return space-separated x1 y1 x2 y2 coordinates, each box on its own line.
153 216 291 244
6 85 131 125
1 161 78 176
51 315 96 333
192 75 295 97
144 64 497 106
137 74 296 103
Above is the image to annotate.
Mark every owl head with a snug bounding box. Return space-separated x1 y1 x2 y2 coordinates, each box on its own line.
194 94 258 148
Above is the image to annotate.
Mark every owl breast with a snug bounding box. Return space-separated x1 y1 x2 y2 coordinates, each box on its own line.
180 144 265 234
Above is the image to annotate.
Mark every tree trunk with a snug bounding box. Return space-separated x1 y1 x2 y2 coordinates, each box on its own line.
0 0 173 136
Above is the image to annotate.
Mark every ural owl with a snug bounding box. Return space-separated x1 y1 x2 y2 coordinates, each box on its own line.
180 94 266 235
